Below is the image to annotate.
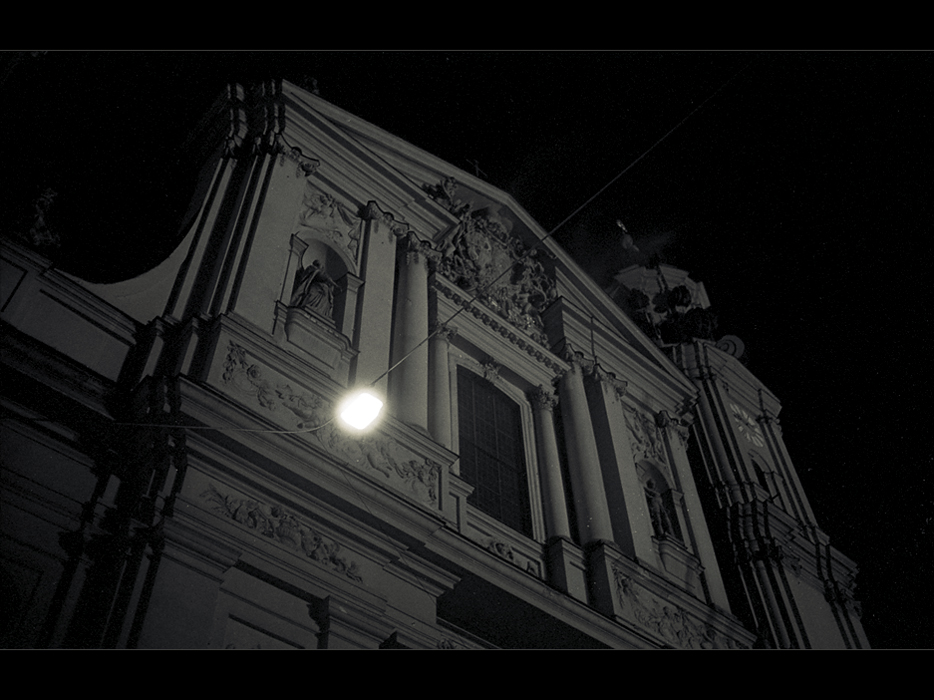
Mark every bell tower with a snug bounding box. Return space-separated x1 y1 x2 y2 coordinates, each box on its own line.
612 263 869 648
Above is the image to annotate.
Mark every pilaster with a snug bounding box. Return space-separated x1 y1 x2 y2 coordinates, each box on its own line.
583 364 656 563
352 203 398 393
657 410 731 611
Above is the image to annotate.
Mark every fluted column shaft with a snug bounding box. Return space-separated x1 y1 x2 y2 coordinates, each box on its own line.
528 386 572 541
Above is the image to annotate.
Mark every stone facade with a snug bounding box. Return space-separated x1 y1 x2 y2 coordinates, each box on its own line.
0 80 867 648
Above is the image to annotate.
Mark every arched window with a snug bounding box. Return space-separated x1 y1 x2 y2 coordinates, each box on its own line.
456 367 532 537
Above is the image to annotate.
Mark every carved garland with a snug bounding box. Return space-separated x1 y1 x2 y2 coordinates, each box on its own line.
202 484 363 583
221 342 441 507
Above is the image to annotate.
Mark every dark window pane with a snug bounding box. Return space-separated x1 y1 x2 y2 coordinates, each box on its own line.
457 367 532 536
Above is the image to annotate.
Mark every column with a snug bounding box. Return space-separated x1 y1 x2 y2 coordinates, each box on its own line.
389 232 429 430
428 324 457 448
557 352 614 545
527 386 572 541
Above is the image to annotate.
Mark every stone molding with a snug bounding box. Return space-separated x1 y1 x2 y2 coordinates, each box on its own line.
434 280 565 374
587 361 628 402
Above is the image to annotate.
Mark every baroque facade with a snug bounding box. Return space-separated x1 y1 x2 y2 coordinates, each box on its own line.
0 80 868 649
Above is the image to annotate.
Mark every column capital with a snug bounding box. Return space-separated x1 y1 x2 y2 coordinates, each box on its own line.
479 358 500 385
528 385 558 412
430 323 458 343
588 362 628 401
657 409 693 446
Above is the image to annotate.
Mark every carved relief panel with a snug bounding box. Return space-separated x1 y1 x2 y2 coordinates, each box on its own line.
426 178 557 346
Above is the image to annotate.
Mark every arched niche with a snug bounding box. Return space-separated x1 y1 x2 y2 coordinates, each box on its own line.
282 232 361 336
636 460 685 544
279 232 363 386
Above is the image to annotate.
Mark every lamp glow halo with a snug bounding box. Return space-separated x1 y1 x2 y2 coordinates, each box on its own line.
338 390 384 431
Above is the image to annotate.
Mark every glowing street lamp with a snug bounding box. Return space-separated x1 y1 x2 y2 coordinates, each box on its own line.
338 389 384 431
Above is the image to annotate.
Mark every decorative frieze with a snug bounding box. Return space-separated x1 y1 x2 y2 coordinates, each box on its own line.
486 538 542 578
202 484 363 582
612 567 742 649
221 342 441 507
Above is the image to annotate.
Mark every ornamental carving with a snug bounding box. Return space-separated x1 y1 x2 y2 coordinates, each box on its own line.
479 358 500 385
298 183 362 262
14 187 60 252
362 201 417 244
430 323 458 344
588 362 628 403
625 406 667 464
429 179 557 346
486 538 542 578
527 385 557 412
221 342 441 507
657 409 692 447
612 567 740 649
202 484 363 583
423 176 470 218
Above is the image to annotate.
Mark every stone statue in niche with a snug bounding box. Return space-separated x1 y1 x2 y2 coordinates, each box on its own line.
645 478 676 539
290 260 337 318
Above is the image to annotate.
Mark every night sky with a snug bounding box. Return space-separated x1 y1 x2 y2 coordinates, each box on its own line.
2 51 930 647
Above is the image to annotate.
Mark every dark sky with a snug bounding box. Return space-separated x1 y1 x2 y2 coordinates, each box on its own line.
2 51 931 647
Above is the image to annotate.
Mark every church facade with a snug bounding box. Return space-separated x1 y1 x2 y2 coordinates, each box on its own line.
0 80 868 648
